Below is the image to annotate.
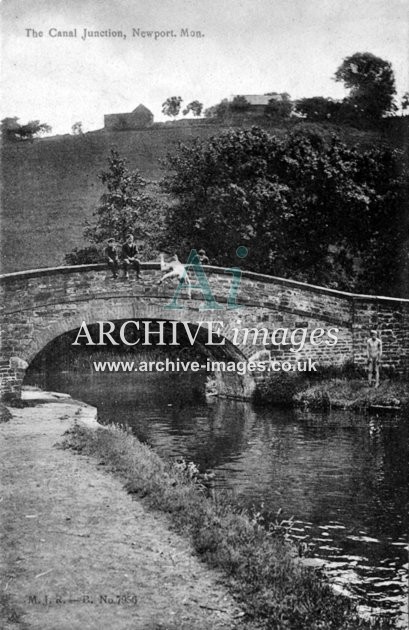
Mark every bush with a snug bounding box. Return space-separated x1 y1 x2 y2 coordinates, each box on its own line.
0 403 12 423
254 371 306 406
64 246 103 265
295 97 342 122
230 95 251 112
161 125 406 296
265 93 293 119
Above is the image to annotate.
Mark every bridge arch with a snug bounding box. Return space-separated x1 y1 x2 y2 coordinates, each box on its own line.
1 263 408 400
23 315 255 400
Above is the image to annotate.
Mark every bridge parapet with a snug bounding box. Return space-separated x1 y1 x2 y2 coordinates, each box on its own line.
1 264 408 399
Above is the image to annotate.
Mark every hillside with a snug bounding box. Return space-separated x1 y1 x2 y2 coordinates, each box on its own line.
1 118 406 273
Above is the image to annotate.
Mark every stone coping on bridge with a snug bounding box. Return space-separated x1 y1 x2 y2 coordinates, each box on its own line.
1 263 409 305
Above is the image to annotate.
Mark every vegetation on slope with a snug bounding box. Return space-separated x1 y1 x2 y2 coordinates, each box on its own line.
161 126 408 296
64 424 398 630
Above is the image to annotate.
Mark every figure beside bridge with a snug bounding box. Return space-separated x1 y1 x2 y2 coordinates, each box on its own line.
1 262 408 401
367 330 382 388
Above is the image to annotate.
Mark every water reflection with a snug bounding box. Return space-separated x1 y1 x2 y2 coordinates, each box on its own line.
26 370 408 620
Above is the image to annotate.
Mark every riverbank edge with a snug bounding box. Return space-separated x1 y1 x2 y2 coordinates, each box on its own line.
63 419 397 630
254 374 409 413
2 386 102 427
1 391 251 630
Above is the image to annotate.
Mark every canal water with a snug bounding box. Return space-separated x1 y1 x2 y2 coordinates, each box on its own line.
26 369 408 622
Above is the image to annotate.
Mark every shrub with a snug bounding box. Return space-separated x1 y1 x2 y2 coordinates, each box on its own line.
254 371 306 406
64 246 103 265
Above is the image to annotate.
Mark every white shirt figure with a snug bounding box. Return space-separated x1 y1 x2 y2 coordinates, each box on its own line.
157 254 191 298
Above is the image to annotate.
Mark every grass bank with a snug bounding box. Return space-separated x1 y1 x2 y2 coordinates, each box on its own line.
63 424 397 630
0 402 12 423
294 379 409 412
254 370 409 413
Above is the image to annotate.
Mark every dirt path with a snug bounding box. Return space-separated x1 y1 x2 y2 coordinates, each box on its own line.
0 397 246 630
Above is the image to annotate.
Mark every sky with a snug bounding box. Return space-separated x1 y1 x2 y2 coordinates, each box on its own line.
1 0 408 135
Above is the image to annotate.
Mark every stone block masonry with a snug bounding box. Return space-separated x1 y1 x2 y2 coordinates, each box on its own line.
1 264 408 399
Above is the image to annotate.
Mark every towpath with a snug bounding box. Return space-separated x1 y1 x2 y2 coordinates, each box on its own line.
0 393 246 630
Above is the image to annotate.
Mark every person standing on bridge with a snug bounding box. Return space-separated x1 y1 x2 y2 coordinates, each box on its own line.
367 330 382 388
105 238 119 279
122 234 141 280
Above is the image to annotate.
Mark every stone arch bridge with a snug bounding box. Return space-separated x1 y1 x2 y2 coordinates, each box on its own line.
1 263 408 400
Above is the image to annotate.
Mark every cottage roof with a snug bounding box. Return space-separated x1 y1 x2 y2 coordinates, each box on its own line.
132 104 153 115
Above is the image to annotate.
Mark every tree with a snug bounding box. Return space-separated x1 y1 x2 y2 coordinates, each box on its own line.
230 95 250 112
161 126 406 295
401 92 409 115
182 100 203 117
1 117 51 141
265 93 292 119
295 97 341 121
72 121 84 135
205 96 249 117
66 149 165 264
204 99 230 119
18 120 52 139
334 52 397 122
1 117 20 141
162 96 183 118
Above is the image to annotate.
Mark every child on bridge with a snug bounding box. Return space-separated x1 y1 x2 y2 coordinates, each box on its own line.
122 234 141 280
105 238 119 279
157 253 191 299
